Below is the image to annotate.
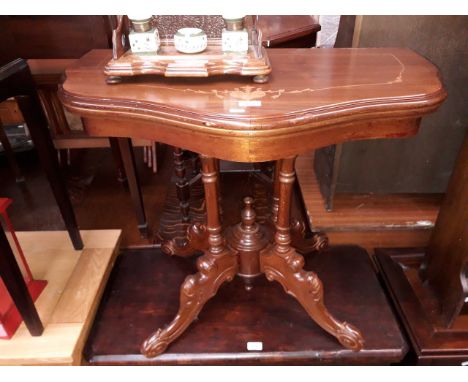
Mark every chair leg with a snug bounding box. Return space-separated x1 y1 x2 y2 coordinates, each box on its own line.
15 95 83 250
0 120 25 183
109 137 127 183
117 137 148 238
0 225 43 336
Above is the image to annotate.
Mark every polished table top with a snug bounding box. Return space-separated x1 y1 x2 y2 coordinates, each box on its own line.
60 48 446 162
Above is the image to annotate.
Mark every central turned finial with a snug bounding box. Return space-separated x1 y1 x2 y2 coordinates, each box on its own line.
241 197 256 229
226 196 269 291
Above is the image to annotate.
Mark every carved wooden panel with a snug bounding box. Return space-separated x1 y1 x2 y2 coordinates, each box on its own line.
153 16 225 39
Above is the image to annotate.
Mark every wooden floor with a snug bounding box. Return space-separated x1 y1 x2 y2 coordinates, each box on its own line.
0 146 170 248
0 230 121 365
296 153 441 253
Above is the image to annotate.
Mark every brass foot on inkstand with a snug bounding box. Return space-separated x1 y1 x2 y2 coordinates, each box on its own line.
106 75 123 84
253 75 269 84
141 156 363 358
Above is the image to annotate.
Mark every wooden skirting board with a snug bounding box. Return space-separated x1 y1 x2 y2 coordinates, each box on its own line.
0 230 121 365
296 152 441 253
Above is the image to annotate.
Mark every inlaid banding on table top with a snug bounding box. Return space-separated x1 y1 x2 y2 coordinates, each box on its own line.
136 53 408 100
60 49 446 132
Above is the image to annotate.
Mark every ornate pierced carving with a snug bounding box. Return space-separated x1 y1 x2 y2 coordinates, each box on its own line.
153 16 225 39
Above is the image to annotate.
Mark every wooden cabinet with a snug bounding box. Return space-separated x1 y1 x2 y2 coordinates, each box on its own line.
376 134 468 365
315 16 468 209
0 16 114 64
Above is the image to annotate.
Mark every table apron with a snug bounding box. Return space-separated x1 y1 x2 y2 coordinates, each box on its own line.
81 116 421 162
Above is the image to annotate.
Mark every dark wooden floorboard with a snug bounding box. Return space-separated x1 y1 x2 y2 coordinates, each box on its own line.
84 245 407 365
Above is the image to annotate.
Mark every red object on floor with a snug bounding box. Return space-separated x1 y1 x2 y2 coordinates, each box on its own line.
0 198 47 339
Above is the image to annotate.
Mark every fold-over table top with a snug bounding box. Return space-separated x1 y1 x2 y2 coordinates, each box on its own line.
60 48 446 162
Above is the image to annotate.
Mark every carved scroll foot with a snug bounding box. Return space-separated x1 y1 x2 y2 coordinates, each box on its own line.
161 222 209 257
141 249 238 358
260 247 364 351
290 220 329 254
268 219 329 255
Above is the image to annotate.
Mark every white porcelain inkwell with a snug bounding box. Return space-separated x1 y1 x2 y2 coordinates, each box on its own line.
222 15 249 53
174 28 208 54
127 14 160 54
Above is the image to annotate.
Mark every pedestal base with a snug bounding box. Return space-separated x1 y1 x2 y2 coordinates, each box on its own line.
375 248 468 365
84 245 407 365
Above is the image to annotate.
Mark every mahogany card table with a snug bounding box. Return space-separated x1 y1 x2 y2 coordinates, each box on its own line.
59 48 446 358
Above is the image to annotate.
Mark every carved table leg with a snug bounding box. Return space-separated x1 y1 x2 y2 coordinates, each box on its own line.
260 157 364 351
290 219 329 254
271 161 281 224
141 156 238 358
